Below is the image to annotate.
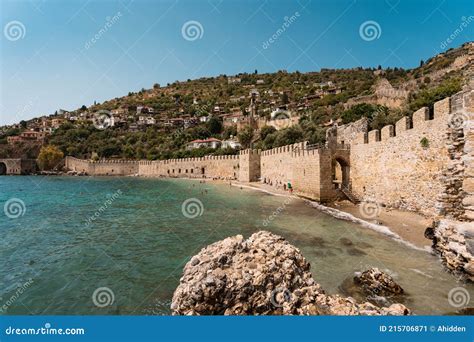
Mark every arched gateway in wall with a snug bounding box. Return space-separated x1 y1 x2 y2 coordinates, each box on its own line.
319 135 354 202
0 159 19 175
0 162 6 175
332 155 350 190
0 159 37 175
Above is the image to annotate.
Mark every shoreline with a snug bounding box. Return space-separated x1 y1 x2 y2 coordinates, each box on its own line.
18 173 432 251
229 181 431 252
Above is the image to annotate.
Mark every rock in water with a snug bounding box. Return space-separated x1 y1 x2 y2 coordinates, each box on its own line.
171 231 410 315
353 268 404 297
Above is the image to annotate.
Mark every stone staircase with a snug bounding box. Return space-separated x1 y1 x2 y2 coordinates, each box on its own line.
341 186 360 204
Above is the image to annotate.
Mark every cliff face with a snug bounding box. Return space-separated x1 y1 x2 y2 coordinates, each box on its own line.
171 231 409 315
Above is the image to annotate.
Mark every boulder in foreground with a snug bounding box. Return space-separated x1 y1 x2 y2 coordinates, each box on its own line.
171 231 410 315
354 267 404 297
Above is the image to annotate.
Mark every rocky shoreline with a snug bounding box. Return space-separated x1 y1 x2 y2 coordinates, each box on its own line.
427 220 474 282
171 231 410 315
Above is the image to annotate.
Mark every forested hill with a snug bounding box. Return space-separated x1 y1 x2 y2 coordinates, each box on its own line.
1 42 472 161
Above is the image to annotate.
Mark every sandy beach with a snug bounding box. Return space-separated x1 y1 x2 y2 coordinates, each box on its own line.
228 180 432 250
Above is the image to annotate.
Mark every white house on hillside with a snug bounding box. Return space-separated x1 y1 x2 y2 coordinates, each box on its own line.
186 138 222 150
221 138 241 149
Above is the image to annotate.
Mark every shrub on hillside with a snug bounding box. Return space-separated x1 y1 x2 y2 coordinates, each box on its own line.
38 145 64 170
408 78 462 112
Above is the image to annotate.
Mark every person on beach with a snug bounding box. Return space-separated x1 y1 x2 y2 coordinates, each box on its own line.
288 182 293 193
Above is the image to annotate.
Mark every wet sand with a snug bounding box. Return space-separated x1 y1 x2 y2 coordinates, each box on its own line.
327 201 432 250
231 181 432 250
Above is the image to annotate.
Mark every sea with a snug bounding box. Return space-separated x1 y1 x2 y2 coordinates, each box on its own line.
1 176 473 315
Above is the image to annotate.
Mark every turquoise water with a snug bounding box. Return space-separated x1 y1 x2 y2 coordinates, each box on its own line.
1 176 473 315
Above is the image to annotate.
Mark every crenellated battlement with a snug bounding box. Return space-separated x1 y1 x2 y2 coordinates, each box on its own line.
239 149 261 156
92 159 138 164
353 96 454 146
350 90 473 216
261 142 307 156
160 154 240 164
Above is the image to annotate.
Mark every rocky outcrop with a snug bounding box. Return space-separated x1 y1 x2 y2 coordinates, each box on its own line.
354 268 404 297
431 220 474 282
339 268 406 307
171 231 410 315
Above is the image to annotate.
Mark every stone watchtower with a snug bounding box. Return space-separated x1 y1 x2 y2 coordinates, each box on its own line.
325 124 338 149
238 149 261 182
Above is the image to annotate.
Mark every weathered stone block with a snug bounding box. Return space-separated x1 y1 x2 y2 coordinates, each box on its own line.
412 107 430 127
353 132 368 145
434 97 450 118
465 209 474 221
463 178 474 192
463 196 474 209
368 130 381 143
395 116 410 134
381 125 395 140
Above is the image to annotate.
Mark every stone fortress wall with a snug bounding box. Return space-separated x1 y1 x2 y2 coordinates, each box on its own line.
66 154 240 180
68 92 470 204
349 97 452 217
259 143 342 201
64 90 474 278
0 158 37 175
65 90 472 215
65 158 139 176
430 91 474 280
335 117 369 145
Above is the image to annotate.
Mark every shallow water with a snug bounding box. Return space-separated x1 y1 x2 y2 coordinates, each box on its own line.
0 176 472 315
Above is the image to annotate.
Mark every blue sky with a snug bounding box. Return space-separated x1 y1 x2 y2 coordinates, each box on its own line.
1 0 473 125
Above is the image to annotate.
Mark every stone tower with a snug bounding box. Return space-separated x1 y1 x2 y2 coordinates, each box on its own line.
238 149 261 182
